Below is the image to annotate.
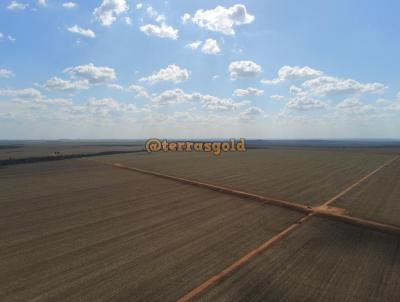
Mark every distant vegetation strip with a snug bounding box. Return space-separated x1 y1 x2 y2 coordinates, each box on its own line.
0 150 145 166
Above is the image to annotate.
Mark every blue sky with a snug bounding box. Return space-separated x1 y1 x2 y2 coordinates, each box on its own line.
0 0 399 139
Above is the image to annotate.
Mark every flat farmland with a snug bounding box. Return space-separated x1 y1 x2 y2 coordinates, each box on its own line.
95 149 393 205
334 158 400 226
0 159 304 302
197 217 400 302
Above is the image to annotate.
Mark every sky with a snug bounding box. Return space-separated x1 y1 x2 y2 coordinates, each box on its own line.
0 0 400 139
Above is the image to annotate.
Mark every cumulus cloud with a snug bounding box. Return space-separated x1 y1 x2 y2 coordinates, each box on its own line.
0 69 15 78
200 95 248 111
186 39 221 55
229 60 262 78
44 77 90 91
186 40 202 50
37 0 46 7
181 13 191 24
234 87 264 97
289 85 303 95
152 89 190 106
7 35 16 43
337 98 363 109
67 25 96 39
11 96 73 111
146 6 165 23
151 88 247 111
261 66 323 85
7 1 29 10
124 16 132 25
270 94 285 101
87 97 119 114
62 2 76 9
139 23 178 39
64 63 116 84
201 39 221 55
139 64 189 84
337 97 375 115
37 98 73 107
184 4 255 35
1 32 16 43
65 97 140 117
93 0 128 27
67 97 138 117
106 83 124 90
136 3 143 10
0 88 42 99
286 96 327 111
302 76 386 96
128 84 150 99
239 106 265 120
376 97 400 113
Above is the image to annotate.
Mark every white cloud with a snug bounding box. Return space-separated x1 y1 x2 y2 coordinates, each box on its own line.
87 97 119 113
181 13 191 24
302 76 386 96
37 0 46 7
186 39 221 55
376 97 400 113
0 32 16 43
7 35 16 43
186 4 255 35
0 69 15 78
229 60 262 78
37 98 73 107
44 77 90 91
337 97 375 115
186 40 202 50
239 106 265 120
234 87 264 97
270 94 285 101
0 88 42 99
152 89 190 106
10 97 73 111
62 2 76 9
261 66 323 85
139 64 189 84
151 88 247 111
106 83 124 90
289 85 303 95
140 23 178 39
124 16 132 25
7 1 29 10
201 39 221 55
64 63 116 84
128 84 149 98
136 3 143 10
83 97 138 116
93 0 128 27
200 95 248 111
67 25 96 39
146 6 165 23
337 98 362 109
286 96 327 111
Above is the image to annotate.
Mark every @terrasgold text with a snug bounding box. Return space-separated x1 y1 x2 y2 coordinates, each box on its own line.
145 138 246 156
